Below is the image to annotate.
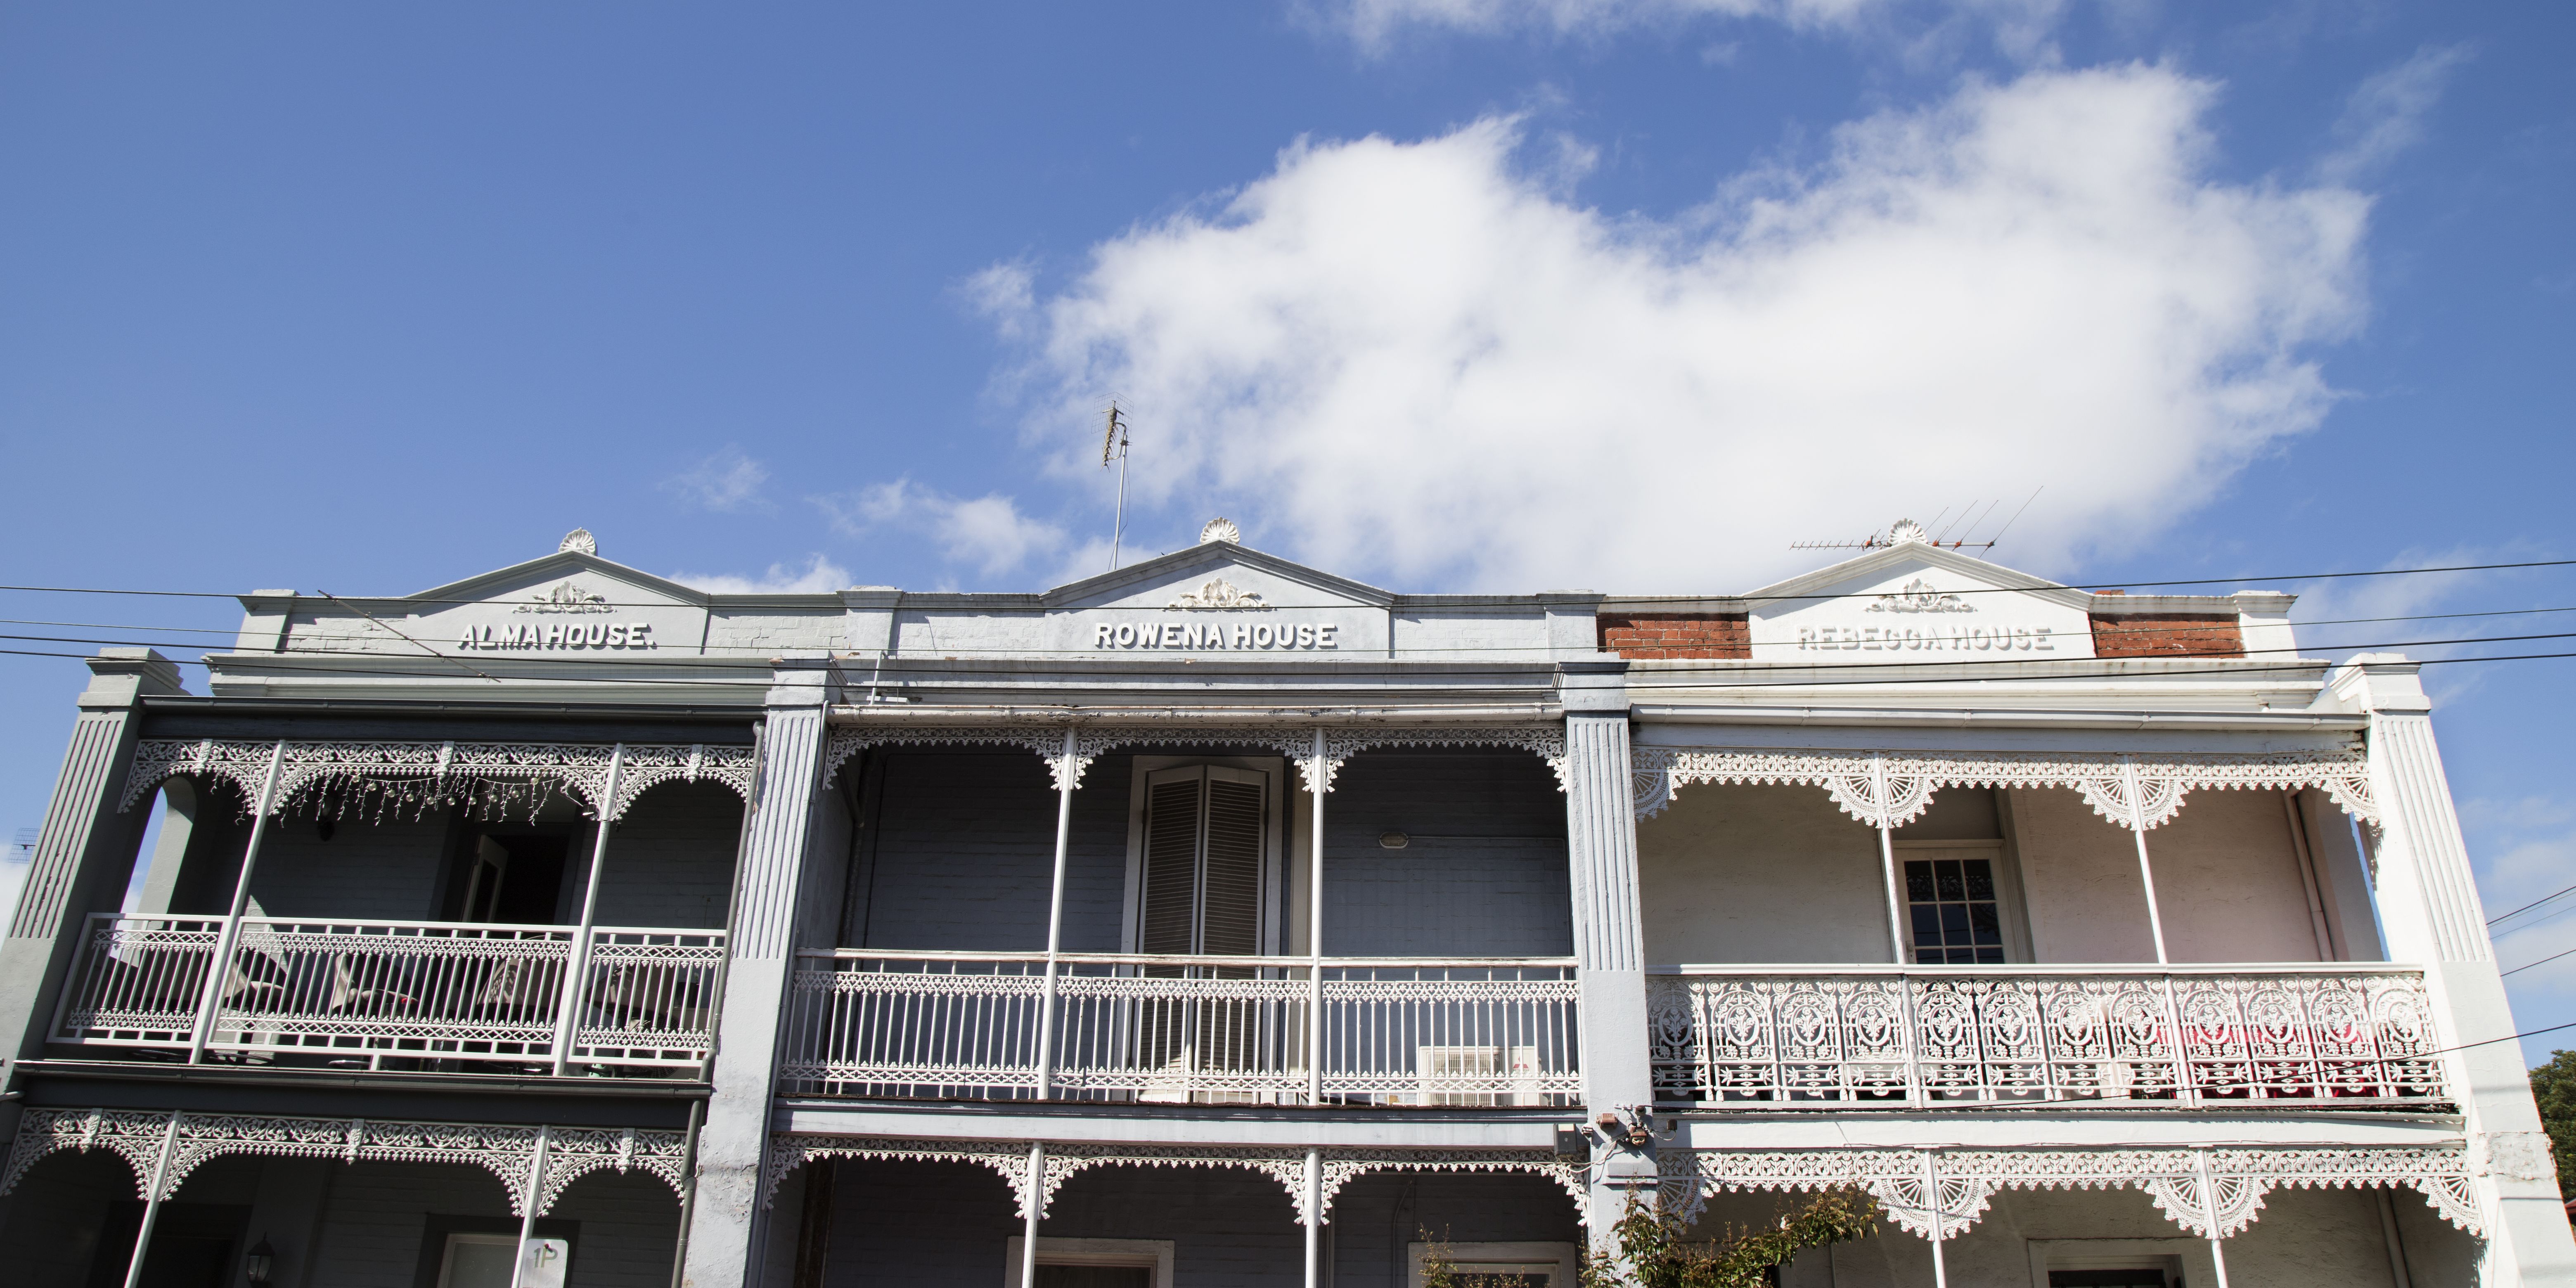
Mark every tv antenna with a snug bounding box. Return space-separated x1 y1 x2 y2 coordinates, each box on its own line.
1102 401 1132 571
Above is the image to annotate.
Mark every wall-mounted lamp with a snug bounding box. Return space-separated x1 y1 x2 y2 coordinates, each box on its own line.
1378 831 1409 849
243 1235 275 1285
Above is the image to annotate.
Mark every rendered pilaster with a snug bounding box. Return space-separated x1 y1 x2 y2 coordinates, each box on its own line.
2335 656 2576 1286
682 666 833 1288
0 650 183 1081
1559 661 1654 1238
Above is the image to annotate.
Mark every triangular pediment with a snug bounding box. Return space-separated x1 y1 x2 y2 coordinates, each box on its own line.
1746 541 2096 661
1044 542 1394 611
1747 542 2088 611
407 552 710 610
298 552 720 660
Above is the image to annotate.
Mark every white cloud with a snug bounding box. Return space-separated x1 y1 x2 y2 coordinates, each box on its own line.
991 65 2369 593
1319 0 2072 59
964 261 1039 340
814 480 1066 578
2464 795 2576 1064
2320 44 2473 185
663 445 774 513
668 553 852 594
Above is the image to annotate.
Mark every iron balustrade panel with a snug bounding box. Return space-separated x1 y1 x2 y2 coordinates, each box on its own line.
1318 964 1582 1106
779 955 1051 1098
54 914 224 1046
1648 966 2444 1110
1048 963 1314 1101
207 921 575 1058
569 930 728 1067
781 952 1582 1106
51 913 724 1070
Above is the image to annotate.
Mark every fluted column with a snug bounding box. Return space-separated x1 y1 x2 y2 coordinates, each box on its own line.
1559 661 1654 1241
2334 656 2576 1283
682 664 833 1288
0 650 185 1081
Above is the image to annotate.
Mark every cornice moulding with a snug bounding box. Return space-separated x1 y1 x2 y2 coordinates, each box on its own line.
1629 705 2368 732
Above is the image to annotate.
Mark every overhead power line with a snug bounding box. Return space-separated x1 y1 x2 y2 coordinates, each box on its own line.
15 600 2576 651
9 640 2576 697
2 554 2573 612
2491 881 2576 927
12 623 2576 678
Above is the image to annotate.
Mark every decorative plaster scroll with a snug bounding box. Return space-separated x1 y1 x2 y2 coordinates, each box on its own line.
0 1109 683 1216
119 739 754 823
824 724 1569 795
1167 576 1268 609
762 1135 1584 1227
1634 747 2378 832
1660 1145 2480 1242
763 1134 1039 1218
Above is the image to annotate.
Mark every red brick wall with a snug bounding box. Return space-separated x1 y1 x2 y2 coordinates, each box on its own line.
2089 613 2245 658
1599 613 1751 659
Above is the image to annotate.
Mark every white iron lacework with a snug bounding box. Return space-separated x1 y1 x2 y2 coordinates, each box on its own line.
762 1136 1041 1218
822 724 1568 795
1310 1150 1589 1222
762 1136 1582 1226
0 1109 684 1215
1631 747 2378 832
0 1108 169 1200
1647 968 2444 1109
119 739 755 823
532 1127 693 1215
1657 1146 2480 1241
1042 1145 1315 1224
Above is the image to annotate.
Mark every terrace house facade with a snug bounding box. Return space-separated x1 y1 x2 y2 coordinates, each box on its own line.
0 520 2568 1288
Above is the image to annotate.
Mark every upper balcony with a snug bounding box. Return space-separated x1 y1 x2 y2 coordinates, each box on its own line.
788 739 1585 1108
1629 760 2448 1114
45 735 750 1078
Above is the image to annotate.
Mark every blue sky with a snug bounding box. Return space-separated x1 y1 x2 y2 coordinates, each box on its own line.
4 2 2573 1056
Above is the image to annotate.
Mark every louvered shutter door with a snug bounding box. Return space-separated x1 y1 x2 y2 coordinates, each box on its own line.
1199 775 1266 956
1139 774 1204 955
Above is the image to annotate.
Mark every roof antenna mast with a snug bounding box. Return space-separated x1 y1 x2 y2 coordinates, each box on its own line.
1102 400 1132 572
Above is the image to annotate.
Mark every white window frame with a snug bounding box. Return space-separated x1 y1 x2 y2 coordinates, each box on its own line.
437 1232 568 1288
2024 1238 2213 1287
1002 1236 1176 1288
1892 839 2030 965
1416 1044 1544 1106
1407 1240 1582 1287
1121 756 1287 955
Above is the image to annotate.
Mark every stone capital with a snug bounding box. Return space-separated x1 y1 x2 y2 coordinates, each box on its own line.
77 649 186 710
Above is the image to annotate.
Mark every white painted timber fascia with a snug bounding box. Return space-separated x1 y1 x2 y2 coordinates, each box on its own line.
825 703 1564 727
1629 705 2368 732
771 1104 1567 1151
1662 1113 2464 1153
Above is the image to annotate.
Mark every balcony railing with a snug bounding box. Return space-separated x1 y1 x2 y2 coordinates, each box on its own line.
1647 964 2446 1110
52 913 724 1070
780 951 1582 1106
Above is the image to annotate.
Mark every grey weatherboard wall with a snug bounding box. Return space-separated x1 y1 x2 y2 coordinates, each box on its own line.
846 749 1571 958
